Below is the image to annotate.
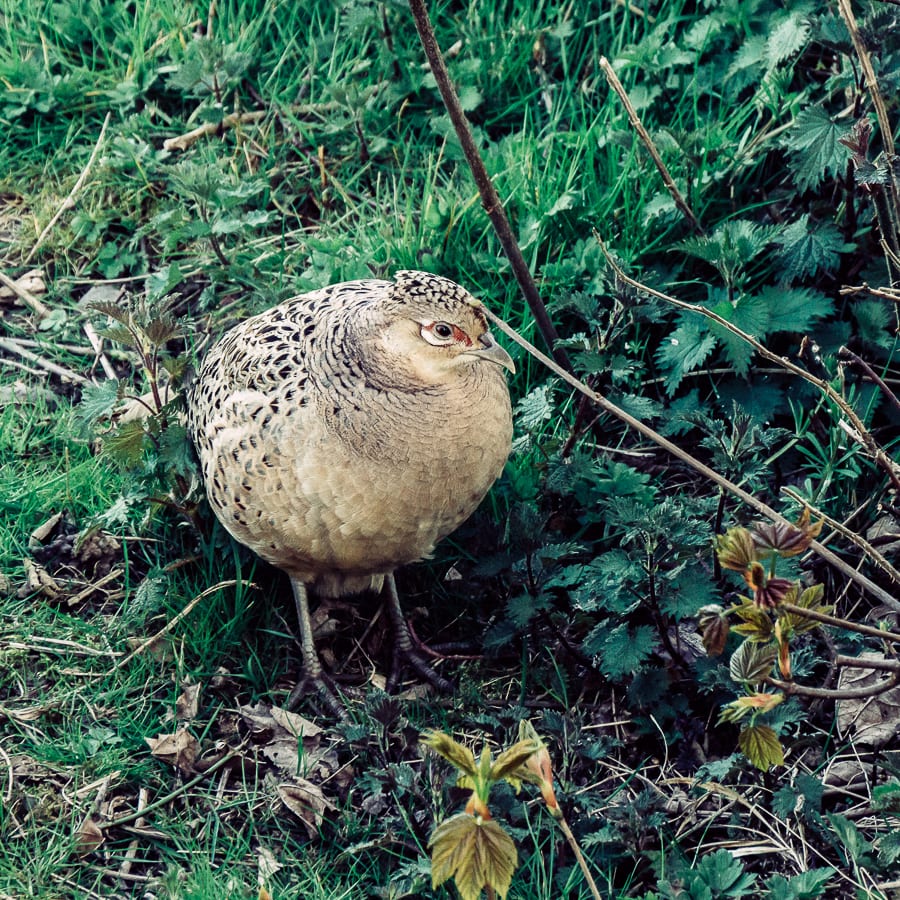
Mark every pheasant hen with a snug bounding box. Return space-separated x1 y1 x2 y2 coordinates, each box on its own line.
187 270 514 714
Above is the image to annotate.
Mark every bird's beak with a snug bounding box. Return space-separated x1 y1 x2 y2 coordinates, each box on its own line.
466 331 516 374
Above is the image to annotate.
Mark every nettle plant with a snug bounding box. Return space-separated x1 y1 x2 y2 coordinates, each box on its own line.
698 510 900 770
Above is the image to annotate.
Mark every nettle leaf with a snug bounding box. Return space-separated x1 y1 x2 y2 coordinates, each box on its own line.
739 724 784 769
782 106 852 191
709 292 771 377
765 11 811 67
758 285 834 333
514 383 555 432
614 392 663 421
854 298 895 353
775 214 849 282
104 419 150 465
75 379 123 426
592 623 655 678
655 318 717 396
679 220 779 283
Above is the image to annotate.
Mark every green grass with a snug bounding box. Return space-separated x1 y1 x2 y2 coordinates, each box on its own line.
4 0 900 897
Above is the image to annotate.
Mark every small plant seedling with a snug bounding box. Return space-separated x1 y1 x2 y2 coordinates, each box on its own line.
422 720 600 900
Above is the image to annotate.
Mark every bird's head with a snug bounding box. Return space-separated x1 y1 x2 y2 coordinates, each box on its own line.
374 271 515 384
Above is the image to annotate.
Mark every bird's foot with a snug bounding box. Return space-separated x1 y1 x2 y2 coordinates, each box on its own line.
385 643 455 694
286 670 351 722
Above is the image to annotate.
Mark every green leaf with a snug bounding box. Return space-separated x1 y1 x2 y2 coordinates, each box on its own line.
739 724 784 769
765 12 811 66
594 623 655 678
691 848 756 894
514 383 555 431
854 298 895 353
75 379 122 427
729 640 776 683
757 286 834 333
766 868 835 900
782 106 852 191
709 292 771 376
103 419 150 466
775 215 849 283
826 813 874 865
655 318 717 396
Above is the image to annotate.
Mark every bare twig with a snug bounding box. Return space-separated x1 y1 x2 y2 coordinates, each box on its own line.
0 336 89 383
83 320 119 381
781 487 900 587
766 672 900 699
836 0 895 157
407 0 570 371
557 815 602 900
163 109 267 152
106 579 241 675
0 270 51 318
599 57 703 234
838 346 900 417
25 111 112 265
780 602 900 644
477 303 900 614
839 282 900 302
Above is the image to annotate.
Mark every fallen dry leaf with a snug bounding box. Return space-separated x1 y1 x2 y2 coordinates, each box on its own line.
29 511 64 549
21 558 61 599
146 729 199 774
836 653 900 748
257 845 283 886
239 701 322 740
74 818 104 856
277 778 335 839
175 681 201 723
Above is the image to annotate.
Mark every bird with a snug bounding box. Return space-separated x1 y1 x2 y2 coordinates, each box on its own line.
186 270 514 716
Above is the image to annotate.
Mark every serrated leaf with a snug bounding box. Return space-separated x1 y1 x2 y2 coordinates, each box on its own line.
103 419 150 465
782 106 852 191
429 813 517 900
775 215 849 283
514 383 554 431
739 723 784 769
655 318 717 396
765 12 811 66
729 640 776 683
692 847 757 893
75 379 123 425
766 867 835 899
595 623 655 678
756 286 834 333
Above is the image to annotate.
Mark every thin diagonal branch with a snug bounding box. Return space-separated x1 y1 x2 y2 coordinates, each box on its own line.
407 0 570 372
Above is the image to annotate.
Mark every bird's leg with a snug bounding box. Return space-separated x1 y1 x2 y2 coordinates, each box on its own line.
286 578 350 721
383 573 455 694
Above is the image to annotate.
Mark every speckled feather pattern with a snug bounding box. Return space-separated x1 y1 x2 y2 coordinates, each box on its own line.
187 271 513 597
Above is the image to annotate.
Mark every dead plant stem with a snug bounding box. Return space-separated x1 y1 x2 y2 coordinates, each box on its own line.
599 57 703 234
407 0 570 371
478 304 900 615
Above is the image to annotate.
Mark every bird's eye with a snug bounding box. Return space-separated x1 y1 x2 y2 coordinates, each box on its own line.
433 322 453 339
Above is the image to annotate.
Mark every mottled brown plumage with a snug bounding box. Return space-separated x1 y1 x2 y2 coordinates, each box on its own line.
187 270 513 713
